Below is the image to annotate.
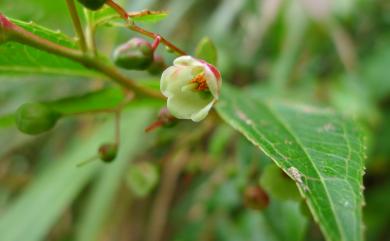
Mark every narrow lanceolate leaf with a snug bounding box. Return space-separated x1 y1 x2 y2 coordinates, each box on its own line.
94 9 168 27
0 18 97 77
216 86 365 241
129 10 168 23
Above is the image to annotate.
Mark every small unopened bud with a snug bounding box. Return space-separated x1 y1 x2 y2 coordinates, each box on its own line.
113 38 154 70
243 185 270 211
145 108 176 132
77 0 106 10
148 55 166 75
15 102 60 135
98 143 118 163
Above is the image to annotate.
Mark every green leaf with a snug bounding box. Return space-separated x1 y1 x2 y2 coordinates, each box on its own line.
0 114 14 128
216 86 365 241
0 86 162 130
93 8 168 27
260 164 301 201
195 37 218 66
0 109 151 241
129 10 168 23
0 18 97 77
47 87 125 115
125 162 159 198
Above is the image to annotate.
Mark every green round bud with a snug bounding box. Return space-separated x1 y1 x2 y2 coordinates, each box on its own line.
15 102 60 135
77 0 106 11
98 143 118 163
147 55 166 75
113 38 154 70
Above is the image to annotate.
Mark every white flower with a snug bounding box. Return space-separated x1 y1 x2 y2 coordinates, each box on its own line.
160 56 222 122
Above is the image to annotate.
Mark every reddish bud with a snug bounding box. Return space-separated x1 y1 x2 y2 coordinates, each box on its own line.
243 185 270 211
98 143 118 163
0 14 13 43
113 38 154 70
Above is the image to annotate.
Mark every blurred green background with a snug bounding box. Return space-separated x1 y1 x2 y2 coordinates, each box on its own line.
0 0 389 241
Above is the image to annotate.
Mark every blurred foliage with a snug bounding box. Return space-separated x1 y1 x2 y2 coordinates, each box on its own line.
0 0 389 241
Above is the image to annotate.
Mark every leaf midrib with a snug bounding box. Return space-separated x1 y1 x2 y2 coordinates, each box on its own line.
223 96 346 241
257 99 346 241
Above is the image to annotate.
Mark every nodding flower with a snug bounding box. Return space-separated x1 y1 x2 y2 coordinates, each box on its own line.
160 56 222 122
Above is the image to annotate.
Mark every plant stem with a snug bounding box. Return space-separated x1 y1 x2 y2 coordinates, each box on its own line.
3 15 163 99
106 0 129 19
65 0 87 52
128 24 187 56
83 9 97 55
146 150 189 241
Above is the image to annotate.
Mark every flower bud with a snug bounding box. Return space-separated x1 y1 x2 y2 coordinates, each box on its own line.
243 185 270 211
98 143 118 163
77 0 106 10
113 38 154 70
160 56 222 122
15 102 60 135
148 55 166 75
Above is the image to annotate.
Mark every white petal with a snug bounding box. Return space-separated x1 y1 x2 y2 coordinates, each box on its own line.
160 66 193 98
174 55 203 68
203 66 220 99
160 66 177 97
166 91 213 121
190 100 215 122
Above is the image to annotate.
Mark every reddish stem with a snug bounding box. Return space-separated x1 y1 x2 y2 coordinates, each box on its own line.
145 120 165 132
106 0 129 19
128 24 187 56
152 35 161 51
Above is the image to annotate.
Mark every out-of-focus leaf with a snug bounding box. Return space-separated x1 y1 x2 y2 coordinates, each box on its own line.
0 18 97 77
75 109 152 241
361 40 390 101
364 181 390 241
262 199 308 241
0 114 125 241
0 114 14 128
125 162 159 198
260 164 301 201
0 108 152 241
93 8 167 27
195 37 218 66
47 87 124 115
216 86 365 241
0 86 162 130
208 124 234 159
